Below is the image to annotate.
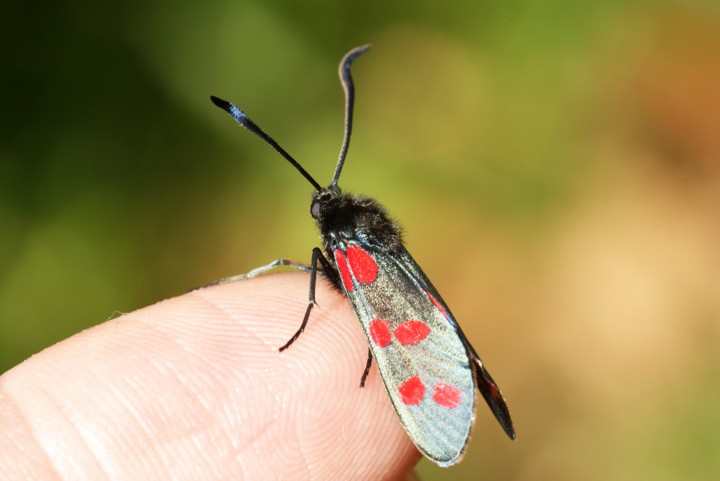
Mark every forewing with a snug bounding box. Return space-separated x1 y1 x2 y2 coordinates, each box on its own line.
333 243 476 466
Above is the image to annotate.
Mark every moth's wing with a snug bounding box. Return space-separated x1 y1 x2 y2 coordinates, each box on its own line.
398 249 516 441
334 243 476 466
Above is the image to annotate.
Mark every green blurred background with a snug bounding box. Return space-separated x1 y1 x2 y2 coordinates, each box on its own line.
2 0 720 479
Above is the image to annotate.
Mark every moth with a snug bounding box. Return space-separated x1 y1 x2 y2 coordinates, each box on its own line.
209 45 515 467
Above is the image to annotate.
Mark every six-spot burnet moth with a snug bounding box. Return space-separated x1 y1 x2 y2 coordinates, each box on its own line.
209 45 515 467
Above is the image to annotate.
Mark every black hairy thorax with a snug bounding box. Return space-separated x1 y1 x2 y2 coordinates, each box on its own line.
310 187 404 256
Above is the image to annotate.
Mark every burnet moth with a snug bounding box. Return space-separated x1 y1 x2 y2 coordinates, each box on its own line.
209 45 515 467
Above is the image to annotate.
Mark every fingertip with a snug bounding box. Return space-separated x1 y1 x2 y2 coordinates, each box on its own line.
0 273 419 479
1 272 419 479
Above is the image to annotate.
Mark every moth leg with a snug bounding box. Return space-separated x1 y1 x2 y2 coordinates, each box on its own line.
359 348 373 388
279 248 334 352
193 258 313 290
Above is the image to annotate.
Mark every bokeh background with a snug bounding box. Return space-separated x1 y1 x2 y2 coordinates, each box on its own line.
2 0 720 479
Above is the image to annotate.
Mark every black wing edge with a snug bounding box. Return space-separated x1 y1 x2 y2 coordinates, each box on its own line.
473 359 516 440
456 329 516 440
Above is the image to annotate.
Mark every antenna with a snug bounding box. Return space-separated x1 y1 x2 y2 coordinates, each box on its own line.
209 95 323 191
330 44 371 188
210 45 371 192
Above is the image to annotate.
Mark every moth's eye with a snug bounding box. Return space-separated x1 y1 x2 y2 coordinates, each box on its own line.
310 200 321 219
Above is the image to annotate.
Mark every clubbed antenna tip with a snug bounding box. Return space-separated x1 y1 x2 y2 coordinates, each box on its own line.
209 94 323 191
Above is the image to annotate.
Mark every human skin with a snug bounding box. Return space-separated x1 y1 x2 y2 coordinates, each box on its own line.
0 273 420 480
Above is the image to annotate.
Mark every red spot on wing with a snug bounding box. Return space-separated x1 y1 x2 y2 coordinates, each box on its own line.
424 289 448 317
334 249 353 292
433 383 462 409
399 376 426 405
393 320 431 345
369 319 391 347
346 245 378 284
